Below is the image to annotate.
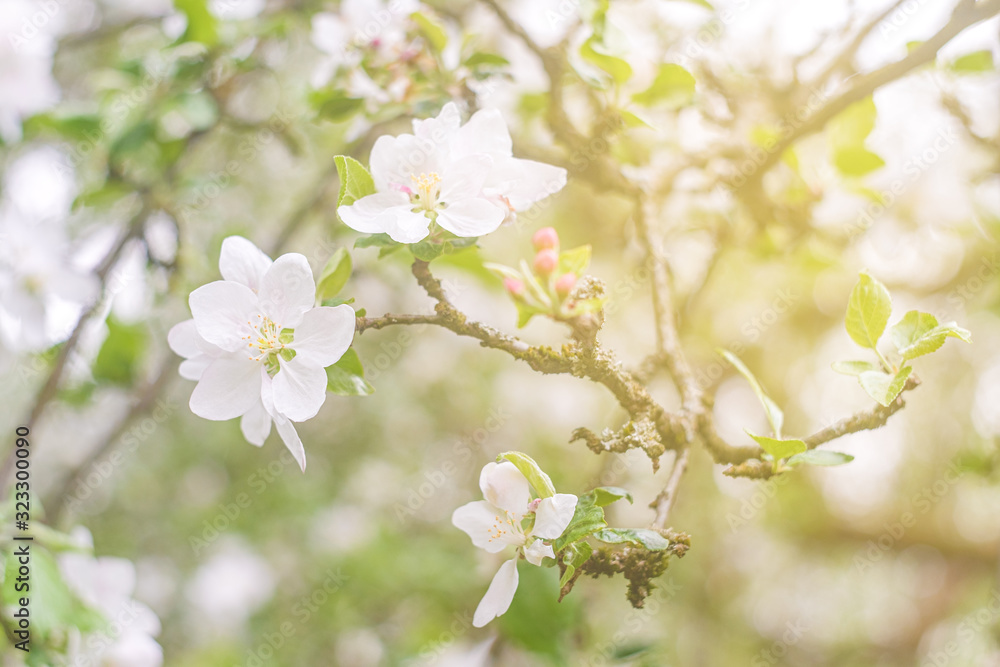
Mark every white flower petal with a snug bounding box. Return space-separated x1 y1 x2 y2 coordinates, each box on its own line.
479 462 530 517
291 305 355 367
273 414 306 472
369 134 442 191
219 236 273 291
271 357 328 422
338 192 411 234
412 101 462 142
189 352 263 421
385 207 432 243
240 395 271 447
454 108 513 158
473 558 519 628
189 281 258 351
524 539 555 566
436 198 505 238
501 158 567 210
531 493 578 539
439 154 492 202
452 501 523 553
167 320 202 359
258 254 315 329
179 357 212 381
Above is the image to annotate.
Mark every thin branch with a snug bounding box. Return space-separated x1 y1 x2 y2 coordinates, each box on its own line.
49 358 178 525
719 378 921 477
740 0 1000 191
0 204 149 490
650 448 690 529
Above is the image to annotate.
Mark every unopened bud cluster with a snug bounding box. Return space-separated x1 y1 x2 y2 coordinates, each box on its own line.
486 227 604 327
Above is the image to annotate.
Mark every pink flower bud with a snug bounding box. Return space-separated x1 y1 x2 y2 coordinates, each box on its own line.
503 278 525 296
555 273 576 296
527 498 542 512
533 249 558 275
531 227 559 251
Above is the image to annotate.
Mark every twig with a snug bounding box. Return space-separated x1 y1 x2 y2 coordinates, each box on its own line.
650 448 690 529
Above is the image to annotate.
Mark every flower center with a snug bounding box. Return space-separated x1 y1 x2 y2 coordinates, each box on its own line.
487 510 525 545
243 314 286 362
409 172 442 211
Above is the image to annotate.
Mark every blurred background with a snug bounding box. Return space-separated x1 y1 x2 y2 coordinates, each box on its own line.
0 0 998 664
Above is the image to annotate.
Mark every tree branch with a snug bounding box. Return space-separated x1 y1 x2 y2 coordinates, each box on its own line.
740 0 1000 191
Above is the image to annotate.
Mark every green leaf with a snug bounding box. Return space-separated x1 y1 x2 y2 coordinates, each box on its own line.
559 541 593 587
334 155 376 209
829 97 883 177
858 365 912 407
950 50 994 73
619 109 655 129
890 310 971 360
110 121 156 162
787 450 855 467
845 272 892 350
833 146 885 177
173 0 218 46
719 349 784 439
498 451 556 498
745 430 807 461
21 112 102 142
315 248 352 303
553 500 607 552
557 245 591 276
593 528 671 551
831 360 880 376
94 319 147 386
829 96 877 147
74 180 135 210
409 239 445 262
590 487 633 507
580 36 632 84
313 92 365 123
326 349 374 396
890 310 939 357
412 12 447 52
354 233 395 249
464 52 509 69
515 300 543 328
632 64 696 108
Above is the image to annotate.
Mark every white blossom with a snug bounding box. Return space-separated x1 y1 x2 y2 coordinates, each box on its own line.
452 461 577 627
169 236 355 470
338 103 567 243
